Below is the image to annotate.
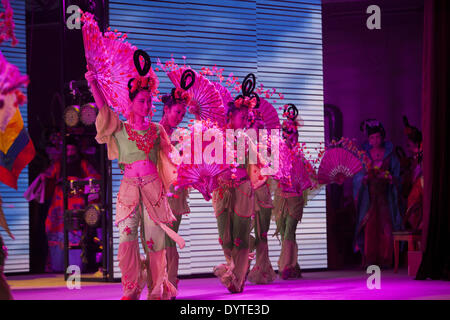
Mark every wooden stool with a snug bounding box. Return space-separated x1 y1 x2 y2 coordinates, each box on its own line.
392 231 421 273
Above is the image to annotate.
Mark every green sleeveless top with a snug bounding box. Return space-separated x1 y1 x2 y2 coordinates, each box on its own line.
113 123 161 170
95 105 164 170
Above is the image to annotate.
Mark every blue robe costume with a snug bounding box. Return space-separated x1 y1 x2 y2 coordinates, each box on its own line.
353 141 403 257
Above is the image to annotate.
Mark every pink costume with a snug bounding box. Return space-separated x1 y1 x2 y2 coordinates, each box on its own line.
247 168 277 284
165 185 189 289
273 153 311 279
96 105 183 300
274 103 312 279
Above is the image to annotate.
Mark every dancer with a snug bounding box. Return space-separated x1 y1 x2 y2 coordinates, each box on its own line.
247 109 277 284
28 136 100 272
401 116 423 233
159 85 192 291
86 49 184 300
273 104 312 280
212 73 259 293
353 119 401 268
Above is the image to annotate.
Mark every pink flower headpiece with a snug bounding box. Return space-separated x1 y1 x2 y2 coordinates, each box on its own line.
171 68 195 106
234 96 258 109
282 103 303 135
128 49 159 95
128 71 159 95
172 87 192 105
233 73 260 110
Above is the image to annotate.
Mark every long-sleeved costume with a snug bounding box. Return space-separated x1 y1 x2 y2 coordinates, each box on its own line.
96 106 182 300
165 177 190 290
353 141 402 267
212 131 272 292
212 167 254 293
401 157 423 233
273 150 312 279
159 121 190 291
247 171 277 284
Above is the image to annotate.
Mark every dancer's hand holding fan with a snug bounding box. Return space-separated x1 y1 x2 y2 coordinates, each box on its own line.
81 12 139 115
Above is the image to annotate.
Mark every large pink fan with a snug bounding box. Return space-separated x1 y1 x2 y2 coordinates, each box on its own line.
275 141 313 193
317 147 362 185
81 12 138 115
176 163 229 202
258 98 280 130
168 67 226 127
174 120 230 201
213 81 233 112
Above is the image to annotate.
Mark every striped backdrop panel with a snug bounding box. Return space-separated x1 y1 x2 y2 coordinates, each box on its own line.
1 0 30 274
109 0 325 278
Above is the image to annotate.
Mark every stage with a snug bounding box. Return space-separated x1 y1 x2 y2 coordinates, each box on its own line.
7 269 450 300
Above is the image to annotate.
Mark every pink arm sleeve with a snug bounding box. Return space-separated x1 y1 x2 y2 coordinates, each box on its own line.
156 124 178 190
95 105 122 160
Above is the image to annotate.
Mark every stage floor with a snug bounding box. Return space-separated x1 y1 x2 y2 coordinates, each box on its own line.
7 269 450 300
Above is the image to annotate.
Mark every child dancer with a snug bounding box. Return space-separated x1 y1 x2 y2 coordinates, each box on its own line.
273 104 312 280
86 50 184 300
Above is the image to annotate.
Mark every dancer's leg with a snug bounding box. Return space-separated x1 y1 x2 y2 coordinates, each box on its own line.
279 214 302 279
229 213 252 293
248 206 276 284
117 208 145 300
165 214 182 288
213 210 234 285
142 206 176 300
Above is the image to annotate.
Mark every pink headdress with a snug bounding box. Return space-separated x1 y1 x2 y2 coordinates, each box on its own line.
233 73 260 110
282 103 303 135
170 69 195 106
127 49 159 96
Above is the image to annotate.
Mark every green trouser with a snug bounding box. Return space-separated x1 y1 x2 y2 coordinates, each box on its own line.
274 193 304 279
215 209 252 293
164 214 183 289
217 209 252 250
255 206 272 245
165 214 183 247
247 205 277 284
276 213 299 242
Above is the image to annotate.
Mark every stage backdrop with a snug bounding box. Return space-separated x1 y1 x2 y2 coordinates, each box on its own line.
0 1 30 273
109 0 326 278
